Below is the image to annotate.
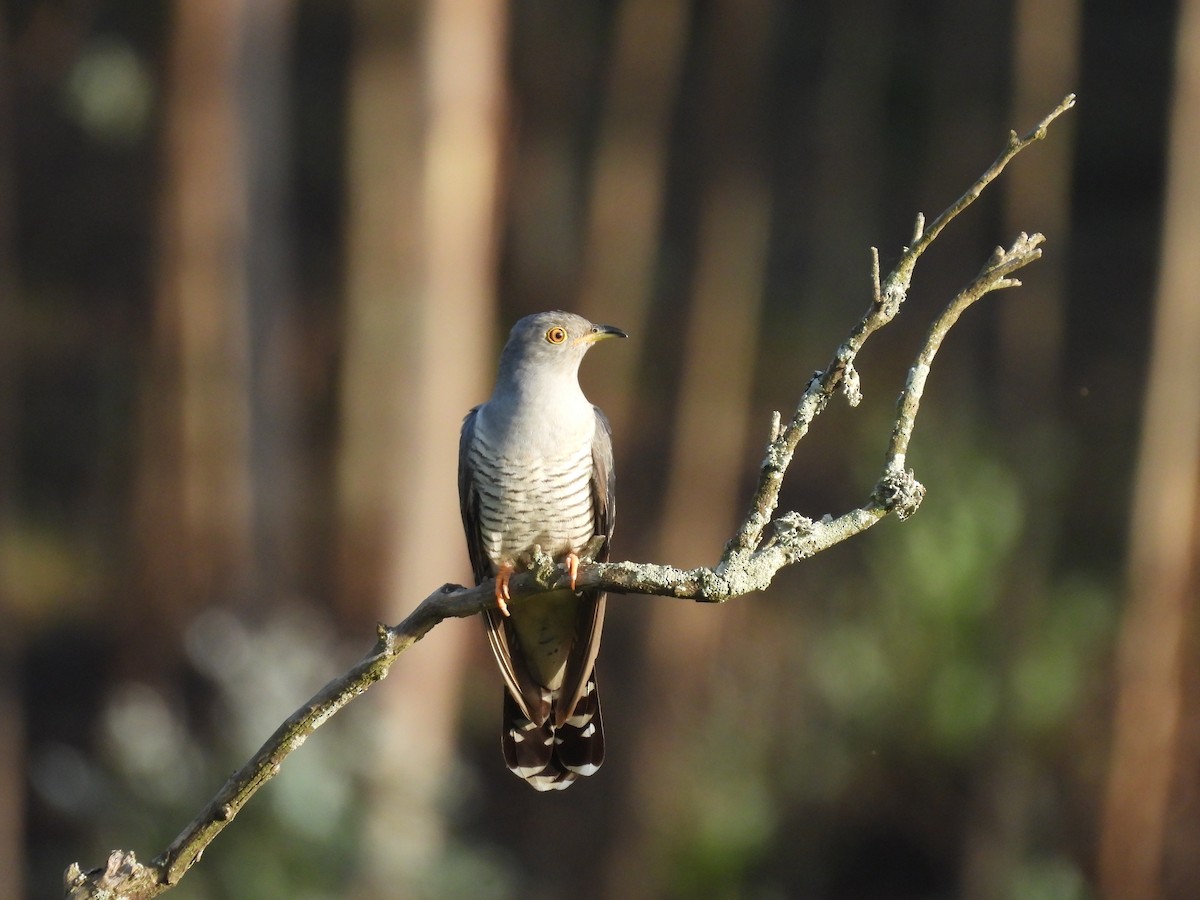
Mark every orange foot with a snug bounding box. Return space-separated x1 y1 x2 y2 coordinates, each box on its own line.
565 551 579 591
495 563 514 617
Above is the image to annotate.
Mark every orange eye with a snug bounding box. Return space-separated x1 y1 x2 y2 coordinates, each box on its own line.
545 326 567 344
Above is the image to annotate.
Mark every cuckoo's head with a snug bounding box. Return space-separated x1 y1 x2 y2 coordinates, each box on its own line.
498 311 627 383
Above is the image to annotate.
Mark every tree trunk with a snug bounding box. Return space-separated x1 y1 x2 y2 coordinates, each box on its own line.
131 0 254 662
605 2 773 894
575 0 689 442
959 0 1080 895
340 0 503 893
237 0 302 602
1100 0 1200 894
0 11 27 896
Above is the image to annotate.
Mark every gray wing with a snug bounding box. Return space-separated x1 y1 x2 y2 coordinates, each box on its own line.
590 405 617 559
457 405 492 585
552 406 616 726
463 406 538 718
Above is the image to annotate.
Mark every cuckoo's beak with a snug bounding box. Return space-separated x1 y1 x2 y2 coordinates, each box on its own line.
579 324 628 345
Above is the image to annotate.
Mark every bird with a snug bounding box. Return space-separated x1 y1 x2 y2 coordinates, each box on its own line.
458 310 626 791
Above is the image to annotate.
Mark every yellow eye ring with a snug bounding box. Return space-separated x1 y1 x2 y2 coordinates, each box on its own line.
545 326 568 344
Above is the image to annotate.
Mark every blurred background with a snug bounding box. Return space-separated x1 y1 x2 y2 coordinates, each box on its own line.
2 0 1195 898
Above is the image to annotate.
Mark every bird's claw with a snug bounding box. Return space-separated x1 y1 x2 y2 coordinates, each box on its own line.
495 565 514 617
565 551 579 591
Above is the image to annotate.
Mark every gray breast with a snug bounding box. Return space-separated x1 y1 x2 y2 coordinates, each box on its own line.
467 426 596 565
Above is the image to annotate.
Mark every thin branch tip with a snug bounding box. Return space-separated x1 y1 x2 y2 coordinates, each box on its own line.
1026 94 1076 142
769 409 782 442
870 246 882 304
1054 93 1077 116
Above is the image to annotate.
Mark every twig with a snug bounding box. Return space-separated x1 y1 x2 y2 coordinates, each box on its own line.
722 94 1075 562
64 94 1074 900
886 232 1046 473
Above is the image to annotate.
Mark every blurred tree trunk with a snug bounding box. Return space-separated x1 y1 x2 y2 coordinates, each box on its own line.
339 0 502 893
1101 0 1200 894
960 0 1080 896
131 0 254 665
790 0 895 486
238 0 302 601
0 12 26 898
914 0 1005 315
0 1 16 544
576 0 689 442
502 1 612 317
335 0 422 625
132 0 297 655
804 0 894 339
605 1 773 894
997 0 1078 400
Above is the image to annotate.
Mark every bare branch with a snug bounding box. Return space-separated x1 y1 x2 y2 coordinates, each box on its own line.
722 94 1074 561
65 97 1074 900
910 93 1074 259
886 231 1047 472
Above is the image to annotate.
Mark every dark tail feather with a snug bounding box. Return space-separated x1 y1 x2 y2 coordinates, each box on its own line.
501 673 604 792
554 672 604 776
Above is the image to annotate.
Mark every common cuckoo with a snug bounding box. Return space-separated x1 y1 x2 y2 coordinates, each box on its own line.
458 310 626 791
